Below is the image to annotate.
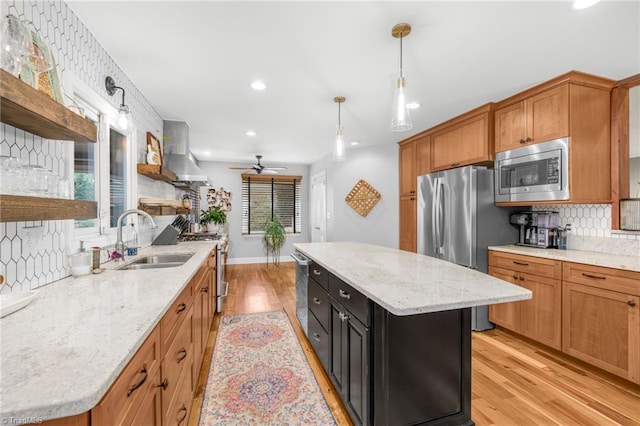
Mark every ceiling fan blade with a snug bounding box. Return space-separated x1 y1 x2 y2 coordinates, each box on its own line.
261 169 278 174
263 167 287 170
228 166 252 170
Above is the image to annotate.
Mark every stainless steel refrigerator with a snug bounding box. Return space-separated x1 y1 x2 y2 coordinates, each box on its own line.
417 166 519 331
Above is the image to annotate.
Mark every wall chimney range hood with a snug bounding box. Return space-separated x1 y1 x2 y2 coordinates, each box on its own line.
162 120 210 187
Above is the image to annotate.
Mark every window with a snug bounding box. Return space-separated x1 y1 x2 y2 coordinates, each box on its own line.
242 174 302 234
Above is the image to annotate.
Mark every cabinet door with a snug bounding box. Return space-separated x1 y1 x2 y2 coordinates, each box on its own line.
329 299 346 394
495 101 526 152
563 282 640 383
399 196 416 252
526 84 569 143
519 273 562 350
488 266 520 331
431 113 491 171
415 135 432 177
345 315 370 426
128 370 162 426
399 142 417 196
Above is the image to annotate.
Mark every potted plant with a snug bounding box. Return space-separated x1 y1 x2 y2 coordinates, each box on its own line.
263 216 286 267
200 207 226 233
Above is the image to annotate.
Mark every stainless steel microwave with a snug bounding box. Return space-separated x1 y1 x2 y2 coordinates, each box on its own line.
494 138 569 203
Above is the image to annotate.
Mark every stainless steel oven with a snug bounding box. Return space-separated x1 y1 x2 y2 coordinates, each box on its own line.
495 138 569 203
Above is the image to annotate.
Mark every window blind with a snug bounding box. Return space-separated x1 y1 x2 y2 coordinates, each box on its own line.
241 174 302 234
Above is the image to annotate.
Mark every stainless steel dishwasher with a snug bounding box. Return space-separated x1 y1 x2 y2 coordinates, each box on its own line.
290 251 309 336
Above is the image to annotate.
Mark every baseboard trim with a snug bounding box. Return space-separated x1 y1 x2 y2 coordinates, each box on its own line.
226 256 295 265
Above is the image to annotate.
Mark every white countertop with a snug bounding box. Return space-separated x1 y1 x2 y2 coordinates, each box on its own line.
0 241 217 421
488 245 640 273
294 242 532 316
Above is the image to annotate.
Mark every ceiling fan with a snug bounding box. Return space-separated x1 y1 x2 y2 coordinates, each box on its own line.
228 155 287 174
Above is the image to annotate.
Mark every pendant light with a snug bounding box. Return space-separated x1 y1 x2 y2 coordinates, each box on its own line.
105 76 131 132
333 96 347 162
390 23 412 132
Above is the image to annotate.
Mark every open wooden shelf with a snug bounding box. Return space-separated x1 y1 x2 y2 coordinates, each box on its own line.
0 69 97 142
0 195 97 222
138 205 191 216
137 164 177 183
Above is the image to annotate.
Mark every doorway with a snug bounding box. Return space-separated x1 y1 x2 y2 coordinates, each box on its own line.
310 171 327 242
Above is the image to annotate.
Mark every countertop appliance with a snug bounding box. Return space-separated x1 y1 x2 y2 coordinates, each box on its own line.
495 138 569 203
418 166 519 331
510 211 560 248
291 251 309 336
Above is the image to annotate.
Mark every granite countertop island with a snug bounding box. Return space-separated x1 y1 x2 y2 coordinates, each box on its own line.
294 242 532 316
0 241 217 422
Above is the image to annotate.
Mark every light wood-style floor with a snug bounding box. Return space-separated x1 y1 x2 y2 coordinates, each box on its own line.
189 262 640 426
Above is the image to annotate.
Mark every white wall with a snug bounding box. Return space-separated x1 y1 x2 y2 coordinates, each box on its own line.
197 161 310 262
309 145 399 248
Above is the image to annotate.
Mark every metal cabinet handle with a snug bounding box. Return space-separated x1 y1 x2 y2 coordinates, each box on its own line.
176 302 186 314
628 300 637 307
519 276 525 281
513 261 529 266
177 405 188 424
338 312 350 322
126 364 148 397
313 297 321 305
519 139 526 144
410 190 416 194
512 275 518 280
177 348 188 363
156 378 168 390
582 273 606 280
339 289 351 299
201 286 209 293
410 197 416 201
450 162 460 167
312 333 321 342
525 137 532 143
313 269 322 276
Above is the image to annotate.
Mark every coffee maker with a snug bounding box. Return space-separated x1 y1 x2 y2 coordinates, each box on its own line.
509 211 560 248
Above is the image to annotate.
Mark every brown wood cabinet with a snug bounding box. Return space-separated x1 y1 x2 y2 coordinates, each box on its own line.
398 133 430 253
431 103 495 172
494 71 615 205
562 262 640 384
488 251 562 350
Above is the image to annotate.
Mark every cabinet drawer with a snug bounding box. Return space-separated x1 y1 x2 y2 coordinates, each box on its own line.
329 275 370 326
308 278 329 332
563 262 640 296
92 326 161 425
309 261 329 290
162 306 194 416
489 251 561 279
164 357 193 426
308 309 330 371
161 282 193 355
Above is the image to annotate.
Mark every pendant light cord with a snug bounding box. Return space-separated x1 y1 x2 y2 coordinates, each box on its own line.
399 32 404 77
338 101 341 127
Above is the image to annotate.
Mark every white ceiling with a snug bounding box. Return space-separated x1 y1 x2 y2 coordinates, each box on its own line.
68 1 639 166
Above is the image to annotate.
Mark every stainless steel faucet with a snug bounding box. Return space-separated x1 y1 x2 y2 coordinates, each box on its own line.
114 209 158 260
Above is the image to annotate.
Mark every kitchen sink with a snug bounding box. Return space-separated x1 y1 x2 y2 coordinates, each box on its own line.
118 252 195 270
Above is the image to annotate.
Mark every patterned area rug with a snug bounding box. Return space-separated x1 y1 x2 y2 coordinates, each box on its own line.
199 310 337 425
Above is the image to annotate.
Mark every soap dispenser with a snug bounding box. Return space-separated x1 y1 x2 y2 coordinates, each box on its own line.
69 241 92 277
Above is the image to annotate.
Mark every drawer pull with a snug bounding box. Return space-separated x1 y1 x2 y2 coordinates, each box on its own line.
410 197 416 201
450 162 460 167
513 261 529 266
201 286 209 293
176 302 186 314
177 348 188 363
628 301 637 307
519 276 525 281
313 297 321 305
339 289 351 299
512 275 518 280
156 378 168 390
582 273 606 280
312 333 321 342
525 137 532 143
126 364 148 397
312 269 322 276
338 312 350 322
177 405 188 424
410 190 416 194
519 139 526 144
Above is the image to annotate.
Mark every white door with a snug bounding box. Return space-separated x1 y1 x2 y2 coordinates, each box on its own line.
310 171 327 242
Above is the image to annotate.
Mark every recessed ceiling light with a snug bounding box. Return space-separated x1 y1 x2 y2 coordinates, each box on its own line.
350 141 359 146
246 130 256 136
406 102 421 110
573 0 601 9
250 80 266 91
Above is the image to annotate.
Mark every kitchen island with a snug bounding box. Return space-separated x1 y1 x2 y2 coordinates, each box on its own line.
294 242 532 426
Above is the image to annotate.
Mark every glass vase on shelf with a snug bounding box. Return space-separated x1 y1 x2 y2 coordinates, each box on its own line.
0 15 34 77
